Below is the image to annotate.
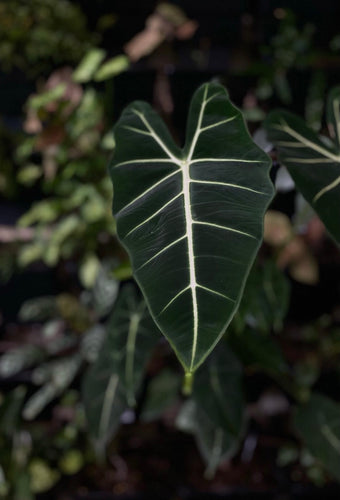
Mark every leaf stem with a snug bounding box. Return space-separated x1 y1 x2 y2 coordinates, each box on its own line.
182 372 194 396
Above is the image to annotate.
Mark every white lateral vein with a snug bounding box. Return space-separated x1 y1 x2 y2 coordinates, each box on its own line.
313 174 340 202
114 158 176 169
191 179 266 195
205 91 223 105
190 158 261 164
136 235 186 271
123 125 151 137
193 220 256 239
159 286 190 314
117 169 180 215
197 284 235 303
131 109 181 165
273 121 340 162
186 84 209 160
125 192 183 237
200 116 237 132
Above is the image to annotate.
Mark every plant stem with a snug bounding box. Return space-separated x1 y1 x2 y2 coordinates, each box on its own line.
182 372 194 396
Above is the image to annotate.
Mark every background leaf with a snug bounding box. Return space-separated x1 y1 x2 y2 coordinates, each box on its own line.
265 86 340 243
72 48 106 83
234 259 290 334
294 393 340 481
228 327 288 377
94 55 129 81
193 344 245 436
140 369 181 422
177 344 246 477
82 285 161 454
176 399 241 479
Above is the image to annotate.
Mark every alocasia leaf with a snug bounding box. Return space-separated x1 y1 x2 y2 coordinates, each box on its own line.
109 82 273 374
176 345 245 477
176 399 240 479
234 259 290 334
82 285 160 454
193 344 245 436
265 86 340 244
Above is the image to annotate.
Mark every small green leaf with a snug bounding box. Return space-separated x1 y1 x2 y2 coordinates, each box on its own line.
29 459 60 494
18 242 44 267
79 253 101 289
18 199 61 226
72 48 106 83
58 449 84 475
101 130 116 150
112 260 132 281
94 55 129 81
17 164 41 185
294 393 340 481
28 83 66 110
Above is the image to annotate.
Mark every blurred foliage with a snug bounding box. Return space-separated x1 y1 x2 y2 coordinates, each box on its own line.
0 0 99 77
13 51 130 287
254 10 317 105
0 267 118 498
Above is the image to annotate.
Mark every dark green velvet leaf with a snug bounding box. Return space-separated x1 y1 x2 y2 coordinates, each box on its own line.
109 82 273 373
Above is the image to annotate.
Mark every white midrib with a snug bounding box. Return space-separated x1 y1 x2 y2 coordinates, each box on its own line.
181 157 198 373
182 84 210 372
131 85 231 372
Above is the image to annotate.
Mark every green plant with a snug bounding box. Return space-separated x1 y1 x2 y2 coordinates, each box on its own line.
85 82 339 478
1 76 340 492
